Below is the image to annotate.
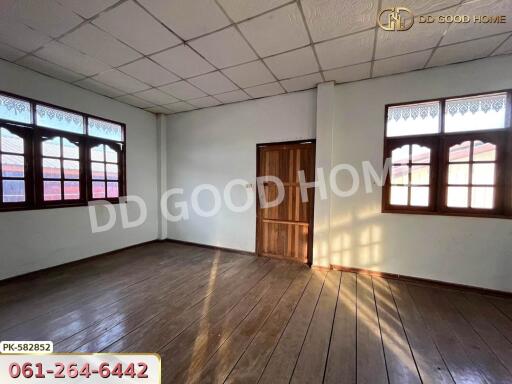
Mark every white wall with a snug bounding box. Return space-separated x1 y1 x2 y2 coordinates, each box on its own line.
166 90 316 252
0 60 159 279
330 55 512 292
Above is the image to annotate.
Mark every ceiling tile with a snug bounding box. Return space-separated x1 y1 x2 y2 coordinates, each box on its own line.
323 62 371 83
428 34 509 67
119 58 179 87
137 0 230 40
0 42 25 61
301 0 379 42
189 27 257 68
5 0 82 38
116 94 155 108
375 8 453 59
93 69 150 94
493 35 512 55
222 60 275 88
188 72 238 94
245 82 284 98
165 101 195 113
280 72 322 92
380 0 460 15
74 78 125 98
238 3 310 57
315 29 374 70
218 0 290 22
159 81 207 100
35 41 111 77
0 20 51 52
60 24 141 66
373 50 431 77
133 88 179 105
188 96 221 108
93 1 181 55
151 45 215 79
264 46 319 79
214 90 250 103
441 0 512 45
56 0 118 18
17 55 85 82
145 105 173 114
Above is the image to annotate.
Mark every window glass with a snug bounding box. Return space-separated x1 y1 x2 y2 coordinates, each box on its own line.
90 144 119 199
387 101 440 137
36 105 84 134
0 94 32 124
0 128 26 203
88 118 123 141
445 93 507 132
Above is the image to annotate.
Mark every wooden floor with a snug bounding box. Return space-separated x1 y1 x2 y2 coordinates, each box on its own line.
1 242 511 384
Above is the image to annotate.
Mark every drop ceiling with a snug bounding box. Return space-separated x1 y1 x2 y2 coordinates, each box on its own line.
0 0 511 115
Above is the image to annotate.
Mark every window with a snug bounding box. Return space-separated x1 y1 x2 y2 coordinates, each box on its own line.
383 91 511 218
0 91 125 211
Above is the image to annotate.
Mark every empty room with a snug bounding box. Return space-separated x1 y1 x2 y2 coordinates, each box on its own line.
0 0 511 383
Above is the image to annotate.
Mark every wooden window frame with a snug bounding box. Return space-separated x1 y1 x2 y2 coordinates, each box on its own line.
383 89 512 219
0 90 126 212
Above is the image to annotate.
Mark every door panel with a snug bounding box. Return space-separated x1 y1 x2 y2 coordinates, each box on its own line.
256 141 315 264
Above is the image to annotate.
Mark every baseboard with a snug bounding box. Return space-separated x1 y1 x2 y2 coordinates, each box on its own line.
0 239 161 284
165 238 256 256
328 264 512 298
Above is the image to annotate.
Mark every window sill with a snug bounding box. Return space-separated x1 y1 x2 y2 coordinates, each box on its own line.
381 208 511 220
0 199 125 213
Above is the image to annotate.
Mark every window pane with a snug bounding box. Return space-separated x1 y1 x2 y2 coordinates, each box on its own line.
445 93 507 132
411 145 430 163
3 180 25 202
44 180 61 201
449 141 471 162
387 101 440 137
473 141 496 162
411 165 429 185
42 137 61 157
62 138 79 159
448 163 469 185
63 160 79 180
92 162 105 180
390 186 408 205
447 186 468 208
88 118 123 141
0 94 32 124
106 163 118 181
105 145 118 163
107 182 119 198
391 165 408 184
43 158 61 179
472 163 495 185
471 187 494 209
64 181 80 200
92 181 105 199
91 144 104 162
391 145 410 164
1 154 24 177
1 128 24 153
410 187 429 207
36 105 84 134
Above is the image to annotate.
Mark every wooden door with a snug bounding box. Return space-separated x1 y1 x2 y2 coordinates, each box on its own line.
256 141 315 264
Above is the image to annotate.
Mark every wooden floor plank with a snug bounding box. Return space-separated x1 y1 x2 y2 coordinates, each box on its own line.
408 283 489 384
324 272 357 384
221 269 311 384
388 280 454 384
160 264 306 383
258 270 327 384
373 277 421 384
357 274 388 384
187 263 303 384
465 293 512 343
290 270 341 384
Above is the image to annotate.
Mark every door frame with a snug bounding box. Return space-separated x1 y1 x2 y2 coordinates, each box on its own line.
255 139 316 265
